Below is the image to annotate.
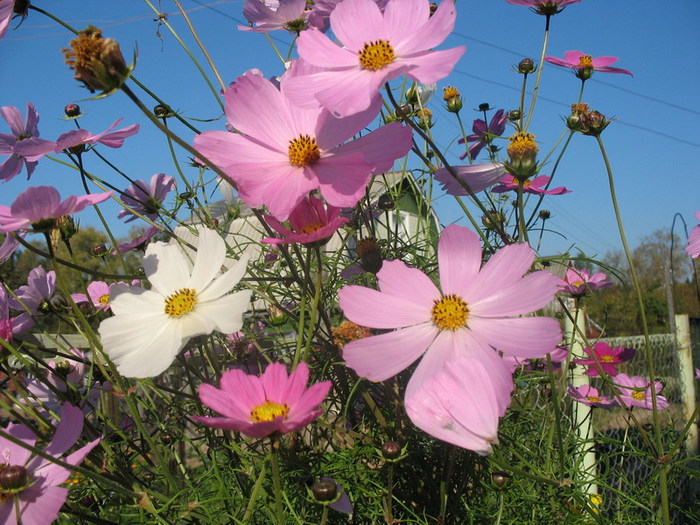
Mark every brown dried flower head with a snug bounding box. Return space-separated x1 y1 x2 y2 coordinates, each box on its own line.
64 26 131 93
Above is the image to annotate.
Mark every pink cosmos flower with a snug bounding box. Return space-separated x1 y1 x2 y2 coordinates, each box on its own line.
239 0 310 33
614 374 669 410
686 211 700 259
54 118 139 153
284 0 465 117
434 163 507 196
194 361 331 438
71 280 120 311
117 173 175 223
0 404 101 525
339 224 562 405
405 351 513 454
504 0 583 14
0 103 56 182
545 51 633 77
573 341 635 377
114 225 160 254
459 109 509 161
492 174 571 196
10 266 56 333
0 186 114 233
566 384 616 408
0 232 20 263
0 285 27 342
263 193 348 245
194 67 412 220
558 267 612 297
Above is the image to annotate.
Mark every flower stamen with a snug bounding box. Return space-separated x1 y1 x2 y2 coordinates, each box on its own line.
578 55 594 68
358 40 395 71
164 288 197 317
431 294 469 331
250 400 289 422
288 135 321 167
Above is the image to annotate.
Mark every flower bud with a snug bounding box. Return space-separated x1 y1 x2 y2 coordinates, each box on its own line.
429 2 438 15
442 86 462 113
0 465 30 491
491 471 511 489
63 26 131 93
13 0 29 16
311 479 338 502
377 194 395 211
57 215 78 241
580 110 611 136
478 103 491 112
415 108 433 130
92 244 108 257
153 104 171 118
508 109 522 121
482 210 505 231
64 104 81 118
517 58 535 74
538 210 551 220
505 131 539 181
356 238 382 274
178 191 195 201
381 441 402 460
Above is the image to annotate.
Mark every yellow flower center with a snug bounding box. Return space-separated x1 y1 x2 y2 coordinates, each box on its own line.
571 102 589 114
164 288 198 318
600 355 615 363
578 55 594 68
431 294 469 331
288 135 321 167
571 280 584 288
631 391 645 401
358 40 395 71
586 395 602 403
300 222 323 234
250 400 289 423
98 294 110 306
507 131 539 159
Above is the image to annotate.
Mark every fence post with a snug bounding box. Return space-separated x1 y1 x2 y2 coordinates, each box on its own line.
675 314 698 457
564 299 598 497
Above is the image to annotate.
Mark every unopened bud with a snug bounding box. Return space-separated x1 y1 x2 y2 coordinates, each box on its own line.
478 103 491 112
13 0 29 16
64 104 81 118
508 109 522 121
442 86 462 113
491 471 512 489
57 215 78 241
415 108 433 130
92 244 108 257
311 480 338 502
377 194 395 211
580 110 611 136
429 2 438 15
517 58 535 74
153 104 170 118
505 131 539 181
178 191 194 201
0 466 30 491
54 361 72 377
356 238 382 274
538 210 551 220
381 441 402 460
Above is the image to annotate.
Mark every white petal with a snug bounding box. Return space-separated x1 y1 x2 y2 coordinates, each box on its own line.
189 228 227 291
143 241 193 295
199 255 249 302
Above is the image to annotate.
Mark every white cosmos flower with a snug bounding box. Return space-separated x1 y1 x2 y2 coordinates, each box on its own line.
99 227 251 378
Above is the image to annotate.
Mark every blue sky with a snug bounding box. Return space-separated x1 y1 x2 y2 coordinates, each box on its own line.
1 0 699 260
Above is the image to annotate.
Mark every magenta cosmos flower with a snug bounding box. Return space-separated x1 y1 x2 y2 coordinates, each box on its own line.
0 103 56 182
504 0 582 13
194 67 412 220
434 163 507 196
686 211 700 258
558 267 612 297
194 361 331 438
0 404 101 525
117 173 175 223
54 118 139 153
573 341 635 377
339 224 562 401
566 384 616 408
263 193 348 245
459 109 509 161
545 51 633 77
284 0 465 117
492 174 570 196
405 351 513 454
614 374 669 411
0 186 114 233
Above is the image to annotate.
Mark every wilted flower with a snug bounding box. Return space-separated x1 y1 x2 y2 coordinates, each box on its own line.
194 361 331 437
573 341 635 377
63 25 131 93
1 103 56 182
0 404 101 524
614 374 669 410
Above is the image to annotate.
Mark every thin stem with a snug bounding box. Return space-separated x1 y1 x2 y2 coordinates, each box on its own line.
269 442 286 525
524 15 551 131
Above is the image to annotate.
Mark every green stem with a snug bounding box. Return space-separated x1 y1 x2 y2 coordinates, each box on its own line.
595 135 669 525
269 443 286 525
524 15 551 131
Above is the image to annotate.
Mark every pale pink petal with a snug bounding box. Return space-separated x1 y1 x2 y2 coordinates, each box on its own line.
330 0 385 49
221 368 265 407
262 362 290 401
470 270 560 317
437 224 482 295
403 47 465 85
462 243 534 303
391 0 454 54
17 486 68 525
198 383 247 419
469 316 562 358
43 404 82 457
288 380 331 419
332 122 412 173
342 323 438 381
376 259 440 308
295 28 358 69
313 153 376 208
562 50 585 64
590 56 619 68
339 284 431 329
280 361 308 403
383 0 430 48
